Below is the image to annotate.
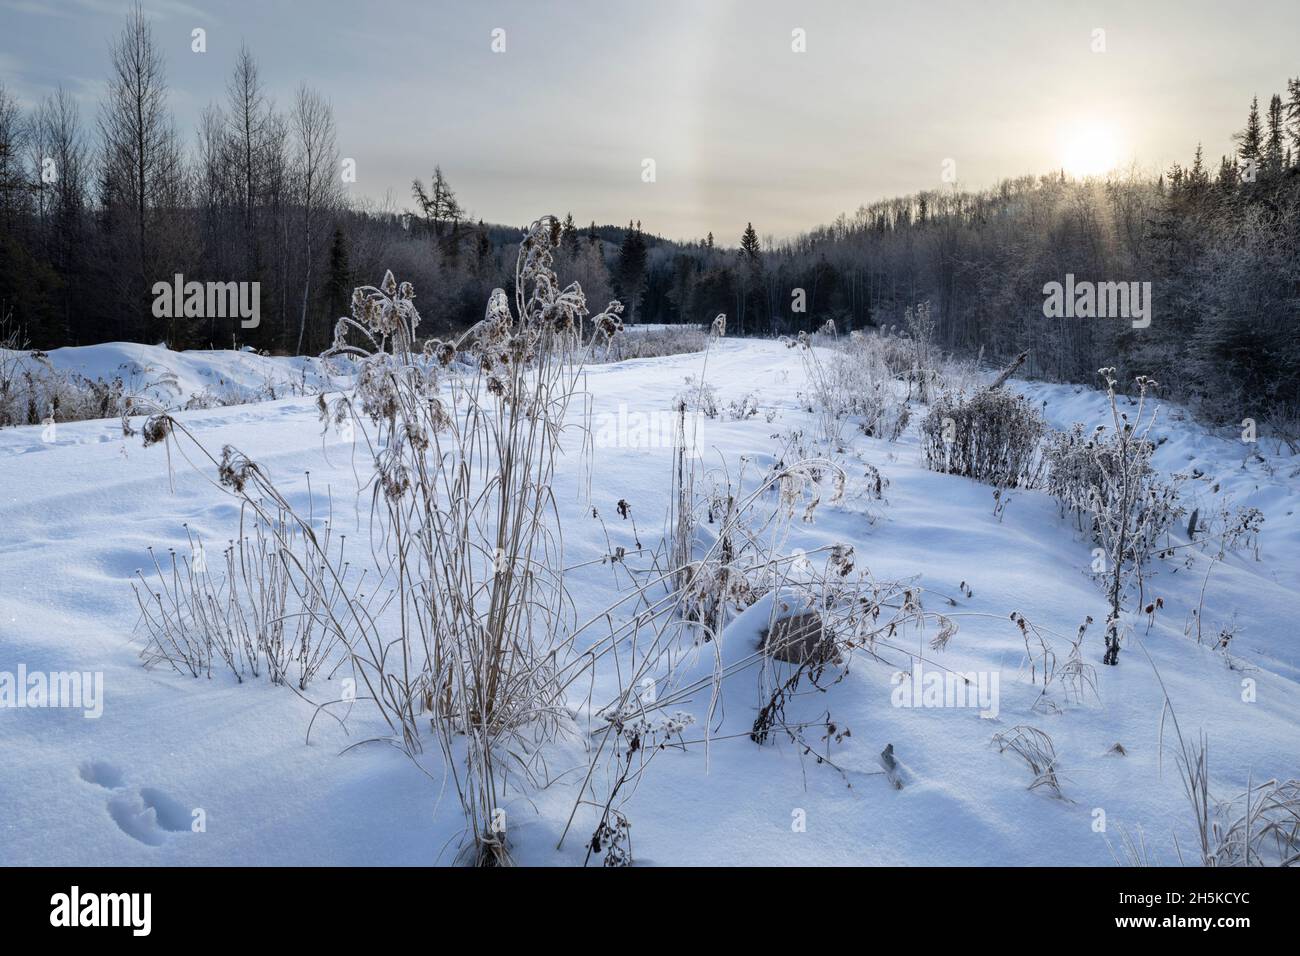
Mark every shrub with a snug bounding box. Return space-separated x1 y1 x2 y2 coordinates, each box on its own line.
1044 420 1183 576
589 323 706 363
921 388 1045 488
800 329 911 445
0 349 143 428
1046 371 1184 664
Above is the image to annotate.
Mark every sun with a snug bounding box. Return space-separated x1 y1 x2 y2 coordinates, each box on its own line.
1059 121 1121 178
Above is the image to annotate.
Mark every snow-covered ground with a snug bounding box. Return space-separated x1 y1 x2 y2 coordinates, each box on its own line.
1 339 1296 865
1 340 346 417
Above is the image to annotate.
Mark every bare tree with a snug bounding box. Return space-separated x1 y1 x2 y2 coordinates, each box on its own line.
226 44 267 240
99 2 178 303
29 87 89 341
0 82 30 230
291 85 338 353
261 109 291 344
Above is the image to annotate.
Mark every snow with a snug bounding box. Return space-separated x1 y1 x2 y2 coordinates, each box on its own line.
2 340 347 410
1 339 1296 865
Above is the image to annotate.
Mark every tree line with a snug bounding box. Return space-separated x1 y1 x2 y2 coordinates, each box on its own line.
1 4 1297 421
628 82 1300 422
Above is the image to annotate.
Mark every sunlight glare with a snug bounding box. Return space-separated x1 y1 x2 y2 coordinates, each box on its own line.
1060 121 1121 178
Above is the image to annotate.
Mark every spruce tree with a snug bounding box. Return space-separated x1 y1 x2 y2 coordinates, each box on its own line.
740 222 760 264
1286 77 1300 166
474 219 492 276
323 227 351 339
738 223 762 335
1236 96 1263 175
614 220 647 323
560 212 579 253
1264 93 1286 175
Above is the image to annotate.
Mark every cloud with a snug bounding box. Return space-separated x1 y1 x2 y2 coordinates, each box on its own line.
0 0 73 18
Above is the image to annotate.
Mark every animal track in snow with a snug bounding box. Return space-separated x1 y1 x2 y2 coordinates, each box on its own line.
79 760 195 845
78 759 125 790
107 789 194 845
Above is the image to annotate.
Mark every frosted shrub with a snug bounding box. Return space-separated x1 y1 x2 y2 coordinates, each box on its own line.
676 375 719 418
932 348 987 402
868 325 917 378
921 389 1045 488
1044 420 1183 577
836 332 911 440
0 349 145 428
1046 371 1183 665
590 324 706 363
799 329 911 445
903 301 939 401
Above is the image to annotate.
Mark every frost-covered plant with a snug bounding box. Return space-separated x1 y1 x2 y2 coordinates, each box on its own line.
904 300 939 402
0 308 27 425
132 495 362 689
921 388 1046 488
1046 371 1181 665
932 347 986 401
0 350 164 429
1184 496 1264 646
992 725 1069 800
724 391 761 420
676 375 719 419
741 569 952 773
581 710 694 867
798 328 911 446
1007 612 1099 712
316 219 627 864
0 307 188 428
589 323 704 364
1044 419 1184 578
1145 656 1300 866
860 325 917 378
138 217 630 866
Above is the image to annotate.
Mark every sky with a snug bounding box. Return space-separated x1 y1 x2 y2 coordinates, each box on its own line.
1 0 1298 244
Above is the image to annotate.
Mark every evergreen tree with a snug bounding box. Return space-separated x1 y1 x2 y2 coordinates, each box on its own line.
737 223 763 334
560 211 579 253
1264 93 1286 175
1188 143 1209 196
614 220 647 323
1286 77 1300 165
740 222 761 264
1236 96 1263 175
1215 154 1237 193
473 219 492 275
323 226 351 334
